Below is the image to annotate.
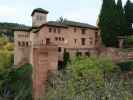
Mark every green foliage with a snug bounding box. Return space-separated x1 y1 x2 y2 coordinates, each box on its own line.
76 51 82 57
45 56 133 100
0 36 31 100
124 0 133 34
0 36 13 87
123 35 133 47
0 64 32 100
116 0 127 36
63 49 70 68
118 61 133 71
99 0 118 47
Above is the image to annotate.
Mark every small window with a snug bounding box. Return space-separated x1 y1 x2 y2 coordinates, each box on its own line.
22 41 25 47
46 38 50 45
59 37 61 41
81 29 86 34
55 37 58 41
76 52 82 56
49 28 52 32
54 28 56 33
85 52 90 57
58 28 61 33
74 39 77 43
90 41 93 45
58 47 62 52
81 38 86 45
18 41 21 46
26 42 29 47
62 37 64 41
74 27 77 32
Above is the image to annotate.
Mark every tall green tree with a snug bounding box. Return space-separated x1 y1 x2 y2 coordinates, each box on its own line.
99 0 118 47
116 0 127 36
124 0 133 34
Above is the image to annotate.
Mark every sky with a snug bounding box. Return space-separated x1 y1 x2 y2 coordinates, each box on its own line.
0 0 131 26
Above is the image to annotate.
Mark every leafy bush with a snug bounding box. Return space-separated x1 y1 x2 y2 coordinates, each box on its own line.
124 36 133 47
45 56 133 100
0 64 32 100
118 61 133 72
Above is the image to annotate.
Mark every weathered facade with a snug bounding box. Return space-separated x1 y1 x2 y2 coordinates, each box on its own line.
14 8 99 99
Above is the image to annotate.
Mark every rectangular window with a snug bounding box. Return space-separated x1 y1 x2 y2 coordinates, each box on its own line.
58 28 61 33
58 47 62 52
81 38 86 45
74 39 77 43
46 38 50 45
62 37 64 41
49 28 52 32
81 29 86 34
54 28 56 33
18 41 21 46
55 37 58 41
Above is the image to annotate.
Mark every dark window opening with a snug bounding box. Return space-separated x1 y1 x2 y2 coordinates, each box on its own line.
58 29 61 33
90 41 93 45
76 52 82 57
74 39 77 43
58 47 62 52
81 38 86 45
18 41 21 46
59 37 61 41
46 38 50 45
49 28 52 32
26 42 29 47
62 37 64 41
22 41 25 46
55 37 58 41
54 28 56 33
85 52 90 57
81 29 86 34
58 61 64 70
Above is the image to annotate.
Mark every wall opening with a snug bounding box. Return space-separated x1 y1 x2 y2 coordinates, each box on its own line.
58 61 64 70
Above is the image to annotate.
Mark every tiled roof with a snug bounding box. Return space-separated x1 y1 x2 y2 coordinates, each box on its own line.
14 20 98 32
62 20 97 29
47 21 68 28
13 25 31 31
31 8 49 16
45 20 97 29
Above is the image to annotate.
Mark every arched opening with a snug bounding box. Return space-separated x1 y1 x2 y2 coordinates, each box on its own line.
58 60 64 70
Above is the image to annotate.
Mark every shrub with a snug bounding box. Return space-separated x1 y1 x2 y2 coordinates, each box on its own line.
118 61 133 72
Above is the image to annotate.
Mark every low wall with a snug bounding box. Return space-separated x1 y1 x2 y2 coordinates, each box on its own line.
99 48 133 63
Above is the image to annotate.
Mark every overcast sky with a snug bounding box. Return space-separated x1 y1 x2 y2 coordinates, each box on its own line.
0 0 131 26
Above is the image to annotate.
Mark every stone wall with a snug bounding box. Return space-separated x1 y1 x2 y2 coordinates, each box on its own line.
99 47 133 62
32 44 58 100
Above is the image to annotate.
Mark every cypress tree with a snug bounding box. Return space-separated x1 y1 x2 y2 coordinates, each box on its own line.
116 0 127 36
124 0 133 34
99 0 118 47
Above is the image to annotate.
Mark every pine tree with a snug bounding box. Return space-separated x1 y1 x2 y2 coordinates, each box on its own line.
124 0 133 34
99 0 118 47
116 0 127 36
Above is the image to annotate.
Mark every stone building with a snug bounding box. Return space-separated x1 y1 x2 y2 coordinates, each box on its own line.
14 8 99 68
14 8 99 99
